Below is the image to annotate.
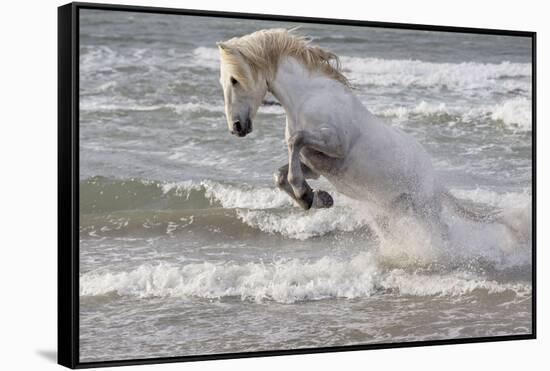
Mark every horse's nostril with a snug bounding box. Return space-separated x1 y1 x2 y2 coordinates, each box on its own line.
233 121 242 133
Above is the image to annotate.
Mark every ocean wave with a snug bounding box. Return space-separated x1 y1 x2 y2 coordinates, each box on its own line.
80 45 119 71
80 96 285 116
80 45 169 76
341 57 531 91
450 187 531 210
237 205 369 240
81 176 373 240
192 46 222 70
80 256 531 303
80 46 222 78
163 180 292 209
489 97 532 131
80 176 291 214
81 177 532 251
80 97 223 114
374 98 532 131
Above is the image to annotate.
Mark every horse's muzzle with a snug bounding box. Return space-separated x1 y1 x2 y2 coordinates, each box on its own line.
231 118 252 137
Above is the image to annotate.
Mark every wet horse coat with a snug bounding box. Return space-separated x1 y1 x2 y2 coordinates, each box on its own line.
217 29 443 221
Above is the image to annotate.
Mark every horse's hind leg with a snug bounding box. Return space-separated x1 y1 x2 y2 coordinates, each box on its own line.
390 193 450 241
274 163 333 210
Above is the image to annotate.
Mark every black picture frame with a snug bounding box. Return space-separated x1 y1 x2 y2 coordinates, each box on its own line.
58 2 537 368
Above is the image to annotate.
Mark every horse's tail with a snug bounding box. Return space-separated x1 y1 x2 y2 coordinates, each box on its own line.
441 191 498 223
442 191 532 241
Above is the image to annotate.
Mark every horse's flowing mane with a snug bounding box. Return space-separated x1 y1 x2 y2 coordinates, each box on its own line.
218 28 352 89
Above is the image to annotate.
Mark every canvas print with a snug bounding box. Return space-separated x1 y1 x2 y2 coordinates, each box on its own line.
78 9 533 362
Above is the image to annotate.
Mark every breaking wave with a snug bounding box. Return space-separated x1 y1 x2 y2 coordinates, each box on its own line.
80 176 292 214
341 56 531 91
374 97 532 131
81 177 531 245
80 254 531 303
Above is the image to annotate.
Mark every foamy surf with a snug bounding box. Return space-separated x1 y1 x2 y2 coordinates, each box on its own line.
450 187 531 210
80 97 222 114
81 177 532 253
374 97 532 131
162 180 292 209
80 255 531 303
340 57 530 91
236 193 371 240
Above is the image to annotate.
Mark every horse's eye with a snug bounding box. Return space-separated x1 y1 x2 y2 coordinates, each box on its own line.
230 77 238 86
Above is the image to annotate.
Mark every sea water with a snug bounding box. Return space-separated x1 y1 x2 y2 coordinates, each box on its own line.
78 9 533 362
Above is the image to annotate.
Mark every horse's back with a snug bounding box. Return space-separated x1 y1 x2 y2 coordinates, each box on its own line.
291 77 439 207
323 95 439 206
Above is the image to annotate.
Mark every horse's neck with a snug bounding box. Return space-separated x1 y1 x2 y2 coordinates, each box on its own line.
268 57 329 123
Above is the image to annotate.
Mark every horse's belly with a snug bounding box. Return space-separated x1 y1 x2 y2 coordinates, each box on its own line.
305 143 436 206
324 166 399 205
302 150 398 204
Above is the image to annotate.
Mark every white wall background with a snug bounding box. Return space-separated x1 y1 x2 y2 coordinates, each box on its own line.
0 0 545 369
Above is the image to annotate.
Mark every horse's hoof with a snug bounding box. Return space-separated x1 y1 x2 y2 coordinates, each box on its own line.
312 190 333 209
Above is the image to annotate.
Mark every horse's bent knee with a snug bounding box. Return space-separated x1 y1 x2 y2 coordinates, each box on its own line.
288 131 305 148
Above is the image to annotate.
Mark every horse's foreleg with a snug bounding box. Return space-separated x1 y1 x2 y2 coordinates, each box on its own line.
275 163 331 210
285 129 341 209
291 128 346 158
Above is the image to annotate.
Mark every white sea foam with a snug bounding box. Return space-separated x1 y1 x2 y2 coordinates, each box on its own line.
80 97 278 115
96 81 118 92
80 45 169 76
161 180 292 209
237 204 369 240
341 57 531 91
258 104 285 115
192 47 221 69
81 46 221 75
80 45 119 71
159 180 532 264
450 187 531 210
489 97 532 131
228 184 532 267
374 97 532 131
80 98 222 114
375 101 450 121
80 255 531 303
168 102 222 114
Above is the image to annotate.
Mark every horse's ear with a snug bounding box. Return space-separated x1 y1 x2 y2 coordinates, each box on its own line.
216 42 232 53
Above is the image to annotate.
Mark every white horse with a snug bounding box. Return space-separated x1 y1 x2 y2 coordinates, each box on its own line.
216 28 492 228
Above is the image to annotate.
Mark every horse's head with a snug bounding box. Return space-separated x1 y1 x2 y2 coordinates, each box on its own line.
217 42 268 137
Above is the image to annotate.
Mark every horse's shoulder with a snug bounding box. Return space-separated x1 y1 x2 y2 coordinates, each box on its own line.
297 89 356 125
